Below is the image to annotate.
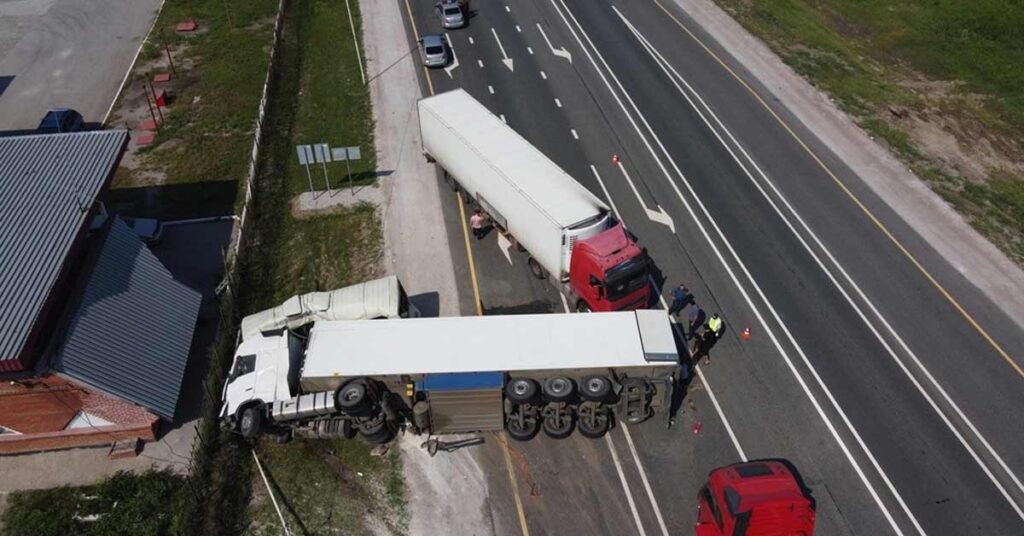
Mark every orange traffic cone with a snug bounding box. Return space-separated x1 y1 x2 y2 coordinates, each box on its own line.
741 327 751 341
611 153 620 165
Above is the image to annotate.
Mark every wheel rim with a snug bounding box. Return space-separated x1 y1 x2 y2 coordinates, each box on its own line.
512 382 530 396
585 378 605 394
549 378 569 395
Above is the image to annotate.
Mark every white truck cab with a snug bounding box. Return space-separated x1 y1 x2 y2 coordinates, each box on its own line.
221 331 301 422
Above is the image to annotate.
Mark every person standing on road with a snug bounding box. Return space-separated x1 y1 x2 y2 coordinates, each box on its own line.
687 306 705 340
667 284 690 316
706 313 724 340
470 209 486 240
694 330 716 366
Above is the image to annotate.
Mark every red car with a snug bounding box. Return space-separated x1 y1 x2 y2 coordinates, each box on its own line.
696 461 816 536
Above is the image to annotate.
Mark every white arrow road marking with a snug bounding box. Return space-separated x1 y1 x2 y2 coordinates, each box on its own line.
491 28 514 72
616 161 675 233
444 33 460 78
497 232 513 265
537 23 572 63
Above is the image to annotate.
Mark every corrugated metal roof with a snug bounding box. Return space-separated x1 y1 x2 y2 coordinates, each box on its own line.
50 218 201 420
0 130 129 367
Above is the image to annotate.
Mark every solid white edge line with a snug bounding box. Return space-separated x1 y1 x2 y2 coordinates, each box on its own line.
478 59 485 68
621 424 670 536
571 129 578 139
606 434 649 536
104 0 167 125
551 0 908 533
617 7 1024 521
591 166 623 219
528 46 534 55
555 98 562 107
541 70 548 79
488 85 495 94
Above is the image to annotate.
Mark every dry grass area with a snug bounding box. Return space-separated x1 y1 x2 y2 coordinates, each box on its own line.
717 0 1024 264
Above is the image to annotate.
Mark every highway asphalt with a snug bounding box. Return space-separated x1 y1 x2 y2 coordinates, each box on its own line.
402 0 1024 534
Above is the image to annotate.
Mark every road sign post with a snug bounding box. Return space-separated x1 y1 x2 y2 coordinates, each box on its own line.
314 143 332 191
296 144 315 194
330 146 362 193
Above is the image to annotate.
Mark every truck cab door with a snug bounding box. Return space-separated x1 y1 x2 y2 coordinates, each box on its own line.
695 486 726 536
223 354 257 416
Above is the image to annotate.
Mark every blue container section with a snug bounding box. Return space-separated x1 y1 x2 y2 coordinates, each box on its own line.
417 371 505 392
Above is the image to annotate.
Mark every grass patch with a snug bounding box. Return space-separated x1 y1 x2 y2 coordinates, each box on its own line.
1 470 185 536
716 0 1024 264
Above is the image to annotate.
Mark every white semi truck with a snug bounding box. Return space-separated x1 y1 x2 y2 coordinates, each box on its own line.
419 89 653 313
220 308 680 443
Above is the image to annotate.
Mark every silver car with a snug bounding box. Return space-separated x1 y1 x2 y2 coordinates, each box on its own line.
419 34 449 68
436 1 465 29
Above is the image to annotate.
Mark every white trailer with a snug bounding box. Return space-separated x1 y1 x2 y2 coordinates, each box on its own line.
221 310 680 442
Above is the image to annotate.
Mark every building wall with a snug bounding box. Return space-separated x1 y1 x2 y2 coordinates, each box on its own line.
0 375 159 454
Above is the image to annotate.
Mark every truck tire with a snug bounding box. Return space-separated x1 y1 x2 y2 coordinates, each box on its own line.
506 414 540 441
542 411 575 439
578 407 610 439
505 378 540 405
527 257 545 279
336 380 375 417
575 300 591 313
580 375 611 402
359 416 395 444
239 406 264 440
543 376 576 402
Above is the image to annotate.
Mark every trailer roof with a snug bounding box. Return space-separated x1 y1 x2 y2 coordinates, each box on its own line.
419 89 608 229
302 310 678 378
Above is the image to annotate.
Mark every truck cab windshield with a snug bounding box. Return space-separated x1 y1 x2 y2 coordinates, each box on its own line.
604 258 649 301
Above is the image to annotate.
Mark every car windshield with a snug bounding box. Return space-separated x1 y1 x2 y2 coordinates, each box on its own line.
425 45 444 54
444 7 461 15
604 257 649 301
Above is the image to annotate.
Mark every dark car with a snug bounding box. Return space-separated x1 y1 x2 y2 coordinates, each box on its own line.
37 108 84 134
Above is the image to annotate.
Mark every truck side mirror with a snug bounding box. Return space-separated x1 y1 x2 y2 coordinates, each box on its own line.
589 275 601 287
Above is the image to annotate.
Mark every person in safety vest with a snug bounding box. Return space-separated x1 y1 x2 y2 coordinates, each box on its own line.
706 313 724 340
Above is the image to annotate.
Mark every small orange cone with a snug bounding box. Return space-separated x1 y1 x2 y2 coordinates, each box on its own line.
741 327 751 341
611 153 620 165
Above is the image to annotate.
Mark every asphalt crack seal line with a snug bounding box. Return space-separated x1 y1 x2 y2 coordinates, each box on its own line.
616 5 1024 520
403 1 525 534
551 0 917 532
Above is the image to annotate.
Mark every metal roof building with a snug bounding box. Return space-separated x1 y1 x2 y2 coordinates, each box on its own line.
50 218 201 420
0 130 129 371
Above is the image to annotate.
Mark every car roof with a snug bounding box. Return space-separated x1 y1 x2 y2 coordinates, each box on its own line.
422 34 445 46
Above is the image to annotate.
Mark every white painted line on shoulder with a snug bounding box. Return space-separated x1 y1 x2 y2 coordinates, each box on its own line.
570 129 579 140
555 98 562 108
527 46 534 55
620 425 670 536
505 5 511 12
553 0 914 532
488 85 495 94
591 166 623 220
618 5 1024 521
516 24 522 33
469 36 475 45
478 59 484 68
559 293 570 314
540 71 547 80
605 434 648 536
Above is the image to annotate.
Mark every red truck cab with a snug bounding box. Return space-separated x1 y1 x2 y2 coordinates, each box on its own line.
696 461 815 536
569 223 651 312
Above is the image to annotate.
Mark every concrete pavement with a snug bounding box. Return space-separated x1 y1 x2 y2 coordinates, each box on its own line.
0 0 163 130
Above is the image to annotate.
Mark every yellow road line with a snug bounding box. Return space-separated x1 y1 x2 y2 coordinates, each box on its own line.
403 1 524 533
652 0 1023 379
498 433 532 536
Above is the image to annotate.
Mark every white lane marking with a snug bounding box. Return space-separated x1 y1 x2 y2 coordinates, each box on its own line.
516 24 522 33
596 165 746 524
570 129 579 140
497 232 513 265
105 0 167 124
444 33 460 79
555 98 562 108
551 0 910 532
621 425 670 536
559 292 570 314
505 5 510 12
527 46 534 55
616 161 675 233
540 70 548 80
491 27 515 72
615 7 1024 517
500 114 507 123
591 166 623 219
537 22 573 63
478 59 484 68
469 36 475 45
488 85 495 94
606 420 648 536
